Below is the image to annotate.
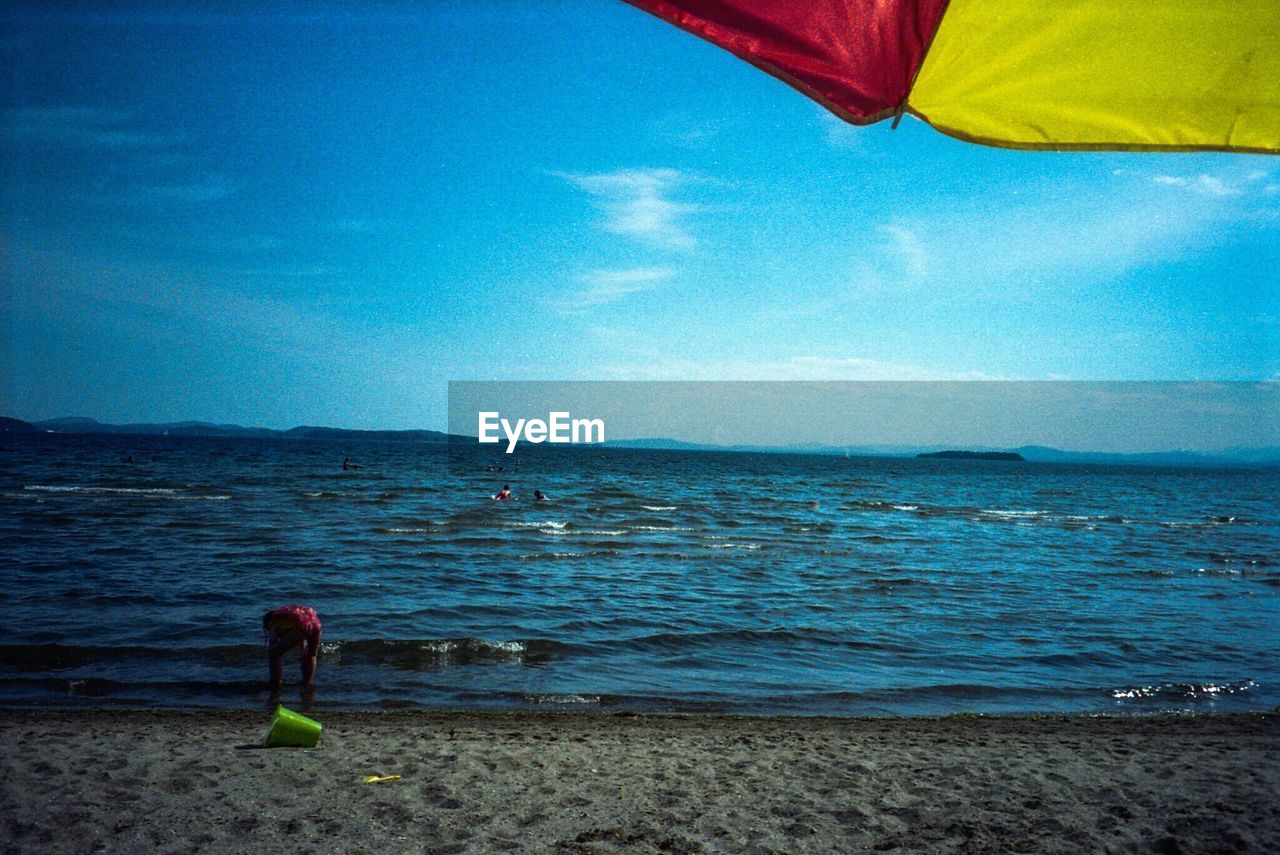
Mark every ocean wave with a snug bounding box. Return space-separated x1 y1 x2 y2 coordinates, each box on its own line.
525 693 601 705
324 637 574 668
508 520 570 533
847 500 891 510
781 521 837 534
517 550 621 561
1186 551 1272 567
26 485 176 495
1158 515 1255 528
22 484 231 501
836 499 1150 530
1111 679 1256 700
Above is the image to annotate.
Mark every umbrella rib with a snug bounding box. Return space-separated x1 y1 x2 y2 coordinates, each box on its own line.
897 0 955 127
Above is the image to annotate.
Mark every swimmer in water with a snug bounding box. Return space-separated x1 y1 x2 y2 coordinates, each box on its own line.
262 604 322 690
533 489 547 501
494 485 512 501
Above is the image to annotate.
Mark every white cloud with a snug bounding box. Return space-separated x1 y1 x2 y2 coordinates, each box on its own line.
851 166 1276 297
878 225 928 279
561 168 698 250
1148 169 1275 198
595 354 1001 381
1151 174 1244 197
552 267 675 313
818 107 862 150
3 106 182 148
6 106 239 208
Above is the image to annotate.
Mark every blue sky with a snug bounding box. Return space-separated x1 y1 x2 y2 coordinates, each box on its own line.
3 2 1278 430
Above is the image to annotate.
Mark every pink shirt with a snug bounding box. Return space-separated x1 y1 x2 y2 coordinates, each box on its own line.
264 605 322 641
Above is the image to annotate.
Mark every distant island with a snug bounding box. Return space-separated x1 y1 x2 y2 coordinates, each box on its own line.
917 450 1025 461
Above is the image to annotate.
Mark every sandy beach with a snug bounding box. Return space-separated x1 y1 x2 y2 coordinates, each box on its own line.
2 710 1277 853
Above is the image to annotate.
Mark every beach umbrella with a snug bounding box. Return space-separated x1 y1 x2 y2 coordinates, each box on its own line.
623 0 1280 153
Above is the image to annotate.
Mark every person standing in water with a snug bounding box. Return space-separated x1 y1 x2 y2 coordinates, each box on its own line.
494 485 512 501
263 605 322 690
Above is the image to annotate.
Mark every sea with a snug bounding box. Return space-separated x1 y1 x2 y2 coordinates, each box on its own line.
1 432 1277 717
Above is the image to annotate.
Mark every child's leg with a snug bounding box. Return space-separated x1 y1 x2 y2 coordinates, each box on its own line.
268 651 284 690
267 628 306 688
301 633 320 685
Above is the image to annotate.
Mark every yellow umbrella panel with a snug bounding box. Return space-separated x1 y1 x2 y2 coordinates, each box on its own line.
910 0 1280 153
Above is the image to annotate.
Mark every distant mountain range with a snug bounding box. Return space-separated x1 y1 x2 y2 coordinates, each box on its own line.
4 416 1277 468
603 437 1280 468
1 416 458 444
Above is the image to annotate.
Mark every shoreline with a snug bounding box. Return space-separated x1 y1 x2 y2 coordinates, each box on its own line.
3 709 1276 853
1 704 1274 721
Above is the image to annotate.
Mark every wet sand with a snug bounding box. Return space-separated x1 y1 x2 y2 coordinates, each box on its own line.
2 709 1277 853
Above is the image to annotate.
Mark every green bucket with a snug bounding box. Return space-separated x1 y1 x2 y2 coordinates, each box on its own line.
265 705 323 748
